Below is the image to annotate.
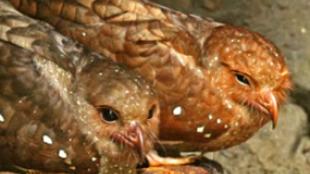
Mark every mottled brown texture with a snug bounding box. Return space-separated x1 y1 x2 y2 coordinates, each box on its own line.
0 1 160 173
9 0 291 152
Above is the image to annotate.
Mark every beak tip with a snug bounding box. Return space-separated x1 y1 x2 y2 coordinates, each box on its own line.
264 92 279 130
272 121 277 129
269 109 278 129
270 107 279 129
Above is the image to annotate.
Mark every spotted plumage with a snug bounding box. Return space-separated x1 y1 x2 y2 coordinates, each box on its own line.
0 1 160 173
9 0 291 154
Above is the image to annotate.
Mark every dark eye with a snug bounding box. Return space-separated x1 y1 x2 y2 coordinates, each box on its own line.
99 106 119 122
235 73 251 86
148 105 157 119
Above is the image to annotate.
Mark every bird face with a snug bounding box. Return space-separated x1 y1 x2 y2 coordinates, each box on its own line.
204 26 292 128
77 60 160 165
0 41 160 172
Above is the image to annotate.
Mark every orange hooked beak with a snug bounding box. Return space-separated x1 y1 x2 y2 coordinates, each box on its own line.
258 91 279 129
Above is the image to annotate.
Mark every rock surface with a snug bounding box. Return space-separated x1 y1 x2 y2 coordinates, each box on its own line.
211 104 310 174
152 0 310 173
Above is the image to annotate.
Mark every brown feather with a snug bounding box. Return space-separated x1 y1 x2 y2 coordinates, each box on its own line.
9 0 292 152
0 1 160 173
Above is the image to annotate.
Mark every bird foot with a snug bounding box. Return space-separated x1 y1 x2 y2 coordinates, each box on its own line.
138 152 224 174
146 150 197 167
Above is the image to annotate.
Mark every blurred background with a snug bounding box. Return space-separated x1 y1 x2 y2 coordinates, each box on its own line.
152 0 310 173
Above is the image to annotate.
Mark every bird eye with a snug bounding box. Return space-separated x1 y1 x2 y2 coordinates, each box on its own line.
148 105 157 119
98 106 119 122
235 73 251 86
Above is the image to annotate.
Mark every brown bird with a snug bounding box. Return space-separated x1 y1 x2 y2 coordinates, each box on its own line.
0 1 160 173
9 0 292 156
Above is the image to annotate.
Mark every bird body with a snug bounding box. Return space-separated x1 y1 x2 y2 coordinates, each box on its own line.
0 1 160 173
9 0 292 152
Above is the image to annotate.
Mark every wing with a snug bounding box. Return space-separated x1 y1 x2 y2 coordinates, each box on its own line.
0 37 75 171
8 0 215 100
1 0 107 74
0 2 100 171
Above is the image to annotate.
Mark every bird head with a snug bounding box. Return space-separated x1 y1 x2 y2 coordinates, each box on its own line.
76 59 160 165
203 26 292 128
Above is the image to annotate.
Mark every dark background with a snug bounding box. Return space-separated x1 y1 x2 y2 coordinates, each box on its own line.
152 0 310 173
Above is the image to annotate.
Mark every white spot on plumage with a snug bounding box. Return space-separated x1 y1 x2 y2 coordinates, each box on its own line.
0 113 4 123
204 133 212 138
172 106 183 116
224 124 229 129
58 149 68 159
42 134 53 145
208 114 213 120
196 126 205 133
207 55 220 68
224 99 233 109
91 157 97 162
216 118 222 124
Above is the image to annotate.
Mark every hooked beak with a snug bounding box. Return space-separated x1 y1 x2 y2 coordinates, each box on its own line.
110 121 146 161
258 91 279 129
128 121 145 160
